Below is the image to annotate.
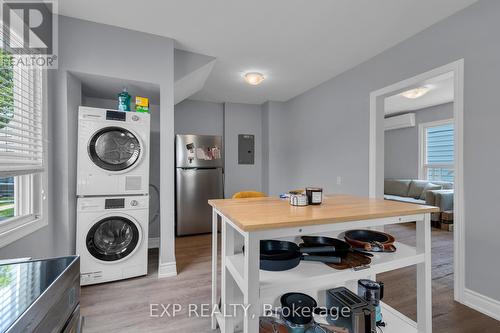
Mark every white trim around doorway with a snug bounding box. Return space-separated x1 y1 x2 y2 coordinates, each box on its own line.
369 60 466 304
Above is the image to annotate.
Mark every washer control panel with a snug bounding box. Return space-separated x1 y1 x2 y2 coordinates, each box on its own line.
105 198 125 209
79 196 148 211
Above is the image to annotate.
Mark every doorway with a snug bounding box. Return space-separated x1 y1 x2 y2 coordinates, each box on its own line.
369 60 465 302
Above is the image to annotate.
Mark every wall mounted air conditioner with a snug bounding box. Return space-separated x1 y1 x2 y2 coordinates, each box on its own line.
384 113 416 131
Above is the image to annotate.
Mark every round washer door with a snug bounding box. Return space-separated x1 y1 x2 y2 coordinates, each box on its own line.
88 126 141 172
86 216 140 262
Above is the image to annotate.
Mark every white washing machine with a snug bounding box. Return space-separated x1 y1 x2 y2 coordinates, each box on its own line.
76 195 149 285
77 106 150 196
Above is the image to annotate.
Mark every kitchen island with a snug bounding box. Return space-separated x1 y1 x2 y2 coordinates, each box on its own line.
209 194 438 333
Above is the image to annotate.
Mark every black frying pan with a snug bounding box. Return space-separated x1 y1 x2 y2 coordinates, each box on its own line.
260 240 341 271
300 236 374 258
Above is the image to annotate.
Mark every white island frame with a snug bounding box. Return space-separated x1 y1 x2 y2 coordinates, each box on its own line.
210 197 434 333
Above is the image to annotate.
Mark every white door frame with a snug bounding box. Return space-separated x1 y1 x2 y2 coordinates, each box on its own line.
369 59 465 303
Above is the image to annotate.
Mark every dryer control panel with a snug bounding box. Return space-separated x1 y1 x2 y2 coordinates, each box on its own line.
106 110 126 121
78 106 150 126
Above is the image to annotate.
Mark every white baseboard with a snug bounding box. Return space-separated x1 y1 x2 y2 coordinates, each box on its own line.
149 238 177 278
463 288 500 321
148 237 160 249
158 261 177 278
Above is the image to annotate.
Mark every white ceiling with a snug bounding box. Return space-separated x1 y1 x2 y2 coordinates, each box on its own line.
59 0 478 104
384 73 454 115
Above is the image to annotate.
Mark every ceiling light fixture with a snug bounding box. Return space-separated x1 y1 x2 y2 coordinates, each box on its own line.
244 72 265 86
400 86 431 99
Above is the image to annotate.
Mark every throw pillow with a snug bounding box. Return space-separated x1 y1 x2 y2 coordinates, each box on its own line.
420 183 443 200
408 180 429 199
384 179 411 197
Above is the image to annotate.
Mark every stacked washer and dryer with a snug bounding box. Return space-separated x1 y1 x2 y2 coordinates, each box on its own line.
76 106 150 285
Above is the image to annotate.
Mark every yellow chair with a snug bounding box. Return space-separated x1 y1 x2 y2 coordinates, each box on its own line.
232 191 266 199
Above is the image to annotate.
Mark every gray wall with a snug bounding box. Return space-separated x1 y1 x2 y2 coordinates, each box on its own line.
174 99 224 136
1 16 176 269
384 102 454 179
174 100 263 199
270 74 368 196
224 102 263 198
57 16 176 267
174 49 215 82
55 16 175 268
267 0 500 301
261 101 291 195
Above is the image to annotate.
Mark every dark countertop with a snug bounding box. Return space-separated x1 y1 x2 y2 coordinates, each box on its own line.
0 256 79 333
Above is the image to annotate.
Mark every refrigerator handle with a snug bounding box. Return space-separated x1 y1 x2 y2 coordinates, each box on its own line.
222 168 225 198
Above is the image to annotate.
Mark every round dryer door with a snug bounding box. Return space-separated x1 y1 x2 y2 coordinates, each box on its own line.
86 216 140 261
88 126 141 171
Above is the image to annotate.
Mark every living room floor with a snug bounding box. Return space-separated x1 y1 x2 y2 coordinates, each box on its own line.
381 224 500 333
80 224 500 333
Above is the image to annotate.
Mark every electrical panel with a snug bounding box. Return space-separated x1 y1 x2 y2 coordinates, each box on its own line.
238 134 255 165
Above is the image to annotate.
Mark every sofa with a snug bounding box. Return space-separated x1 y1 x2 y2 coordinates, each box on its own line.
384 179 454 222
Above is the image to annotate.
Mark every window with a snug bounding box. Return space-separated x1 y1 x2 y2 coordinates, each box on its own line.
0 36 46 247
0 177 15 221
419 119 454 183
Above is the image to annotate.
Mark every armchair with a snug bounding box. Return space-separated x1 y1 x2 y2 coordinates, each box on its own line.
425 189 454 222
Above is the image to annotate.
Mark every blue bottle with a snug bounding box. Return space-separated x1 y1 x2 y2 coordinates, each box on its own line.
118 88 131 111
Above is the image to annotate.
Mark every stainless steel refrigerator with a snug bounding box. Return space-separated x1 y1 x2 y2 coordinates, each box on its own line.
175 134 224 236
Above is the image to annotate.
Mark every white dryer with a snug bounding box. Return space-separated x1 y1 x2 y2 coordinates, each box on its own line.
76 195 149 285
77 106 150 196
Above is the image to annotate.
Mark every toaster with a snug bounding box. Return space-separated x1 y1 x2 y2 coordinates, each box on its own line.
326 287 376 333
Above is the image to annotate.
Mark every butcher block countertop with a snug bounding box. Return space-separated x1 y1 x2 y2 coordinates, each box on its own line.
208 194 439 232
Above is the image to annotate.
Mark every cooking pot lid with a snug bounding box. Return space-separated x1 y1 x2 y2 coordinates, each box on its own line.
358 279 381 290
281 293 317 309
280 293 317 325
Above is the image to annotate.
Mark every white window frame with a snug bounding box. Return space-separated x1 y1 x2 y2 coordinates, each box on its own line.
0 72 48 248
418 118 454 181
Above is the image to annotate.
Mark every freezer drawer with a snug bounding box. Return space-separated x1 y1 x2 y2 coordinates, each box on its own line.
176 168 223 236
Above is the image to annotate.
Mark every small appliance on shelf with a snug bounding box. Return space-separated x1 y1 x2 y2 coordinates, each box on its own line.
358 279 385 326
326 287 376 333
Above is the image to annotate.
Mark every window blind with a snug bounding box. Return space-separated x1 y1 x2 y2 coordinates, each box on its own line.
426 123 454 164
0 29 44 177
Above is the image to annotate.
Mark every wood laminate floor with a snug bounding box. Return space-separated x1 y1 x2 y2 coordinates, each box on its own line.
81 224 500 332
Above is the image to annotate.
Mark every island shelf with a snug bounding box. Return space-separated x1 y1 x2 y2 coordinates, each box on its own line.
209 195 438 333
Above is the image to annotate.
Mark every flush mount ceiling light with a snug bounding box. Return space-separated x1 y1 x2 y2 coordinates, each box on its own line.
400 86 431 99
243 72 265 86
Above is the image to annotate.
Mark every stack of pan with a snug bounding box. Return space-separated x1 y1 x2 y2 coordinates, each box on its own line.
300 236 374 257
260 240 341 271
260 236 377 272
